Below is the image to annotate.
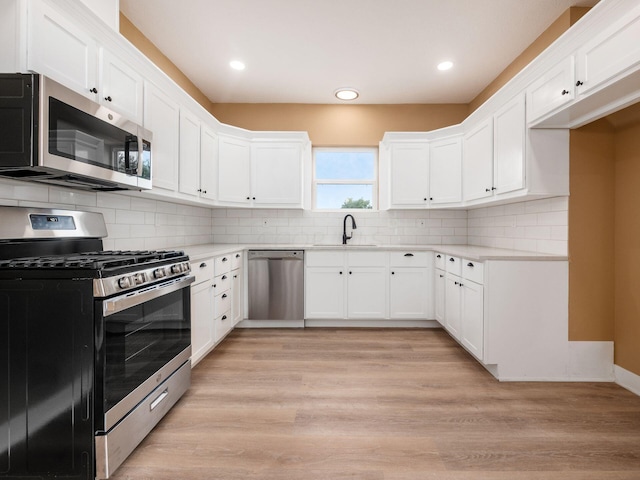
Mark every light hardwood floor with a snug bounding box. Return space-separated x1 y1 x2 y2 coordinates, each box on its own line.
111 328 640 479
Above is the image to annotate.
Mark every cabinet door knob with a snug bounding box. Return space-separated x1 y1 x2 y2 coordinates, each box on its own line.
423 198 427 201
222 293 228 298
391 271 395 275
576 80 584 86
222 257 228 262
105 95 112 102
436 254 441 258
459 283 464 287
492 187 497 191
222 275 227 280
90 87 98 93
430 197 433 201
404 253 414 257
439 274 444 278
449 258 455 262
253 197 256 200
454 281 459 285
199 262 207 268
485 188 491 192
349 271 352 275
339 271 343 275
202 190 207 194
222 315 227 321
467 262 474 267
236 254 241 258
246 196 250 200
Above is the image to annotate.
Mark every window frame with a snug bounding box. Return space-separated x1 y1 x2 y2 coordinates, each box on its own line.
312 147 379 211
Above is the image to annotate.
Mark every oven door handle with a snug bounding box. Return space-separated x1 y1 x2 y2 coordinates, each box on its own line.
103 275 195 317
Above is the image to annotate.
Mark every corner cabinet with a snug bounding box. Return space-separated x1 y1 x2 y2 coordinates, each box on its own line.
429 136 462 205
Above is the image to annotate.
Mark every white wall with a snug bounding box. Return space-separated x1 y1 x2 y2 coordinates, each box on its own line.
0 178 567 254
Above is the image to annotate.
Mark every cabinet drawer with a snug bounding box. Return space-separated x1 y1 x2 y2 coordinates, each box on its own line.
462 259 484 284
434 252 445 270
306 250 344 267
216 310 233 340
390 251 430 267
347 251 388 267
190 258 214 285
213 272 231 295
231 251 243 270
445 255 462 276
214 291 231 317
215 255 232 275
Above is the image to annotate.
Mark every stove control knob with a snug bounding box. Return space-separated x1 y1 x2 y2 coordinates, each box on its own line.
171 264 183 274
135 273 146 285
153 268 166 279
118 276 132 289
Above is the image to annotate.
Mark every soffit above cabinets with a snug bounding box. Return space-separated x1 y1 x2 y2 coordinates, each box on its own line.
119 0 599 104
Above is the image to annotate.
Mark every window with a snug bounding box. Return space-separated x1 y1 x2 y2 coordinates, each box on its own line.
313 148 378 210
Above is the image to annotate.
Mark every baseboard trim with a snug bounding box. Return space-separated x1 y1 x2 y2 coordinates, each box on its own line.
615 365 640 396
304 319 440 328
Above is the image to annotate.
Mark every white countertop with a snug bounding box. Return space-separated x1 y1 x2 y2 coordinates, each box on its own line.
177 243 567 262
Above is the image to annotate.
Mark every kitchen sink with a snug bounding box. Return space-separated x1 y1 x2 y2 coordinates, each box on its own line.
312 244 378 247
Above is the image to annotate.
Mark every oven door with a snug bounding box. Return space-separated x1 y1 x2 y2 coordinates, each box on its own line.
94 275 194 433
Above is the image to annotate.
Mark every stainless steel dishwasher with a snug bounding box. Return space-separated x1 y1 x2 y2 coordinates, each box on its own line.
248 250 304 322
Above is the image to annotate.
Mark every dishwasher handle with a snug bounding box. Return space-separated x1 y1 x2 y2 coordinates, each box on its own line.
248 250 304 260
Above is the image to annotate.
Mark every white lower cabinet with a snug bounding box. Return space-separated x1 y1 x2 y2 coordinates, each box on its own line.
434 267 445 325
190 258 215 366
389 252 433 319
231 252 244 325
305 250 434 321
347 266 388 319
439 254 485 361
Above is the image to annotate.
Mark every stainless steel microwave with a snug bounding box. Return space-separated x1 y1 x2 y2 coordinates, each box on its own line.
0 73 152 191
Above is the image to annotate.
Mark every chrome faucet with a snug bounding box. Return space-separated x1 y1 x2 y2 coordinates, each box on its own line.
342 214 357 245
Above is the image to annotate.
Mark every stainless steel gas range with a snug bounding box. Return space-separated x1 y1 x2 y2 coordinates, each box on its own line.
0 206 194 479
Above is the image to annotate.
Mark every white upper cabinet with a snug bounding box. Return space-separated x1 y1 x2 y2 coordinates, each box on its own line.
216 135 306 208
429 136 462 205
388 143 430 208
526 56 576 124
178 109 201 197
99 47 144 124
218 135 252 205
199 125 219 202
493 94 526 195
28 1 143 121
28 1 98 97
463 118 493 202
144 82 180 192
251 142 303 207
575 2 640 97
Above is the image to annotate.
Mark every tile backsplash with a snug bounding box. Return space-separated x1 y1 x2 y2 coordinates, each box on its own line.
0 178 567 254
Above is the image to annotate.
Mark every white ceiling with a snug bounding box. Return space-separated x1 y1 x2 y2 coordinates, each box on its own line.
119 0 599 104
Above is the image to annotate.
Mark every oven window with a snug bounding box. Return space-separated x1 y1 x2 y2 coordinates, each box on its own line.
48 97 141 176
103 286 190 412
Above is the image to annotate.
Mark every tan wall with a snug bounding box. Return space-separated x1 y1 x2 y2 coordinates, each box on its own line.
119 13 213 111
468 7 590 113
614 120 640 373
568 121 615 342
209 103 468 146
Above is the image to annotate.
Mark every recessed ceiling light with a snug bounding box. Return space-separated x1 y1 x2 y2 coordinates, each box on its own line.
334 88 359 101
230 60 245 71
437 61 454 71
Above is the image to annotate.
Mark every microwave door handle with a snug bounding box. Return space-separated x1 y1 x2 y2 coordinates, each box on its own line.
124 135 138 175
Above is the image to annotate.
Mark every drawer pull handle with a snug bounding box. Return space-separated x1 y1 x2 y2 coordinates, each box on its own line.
150 389 169 411
454 281 459 285
222 293 228 299
199 262 207 268
459 283 464 287
467 262 474 267
222 315 228 321
404 253 414 257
